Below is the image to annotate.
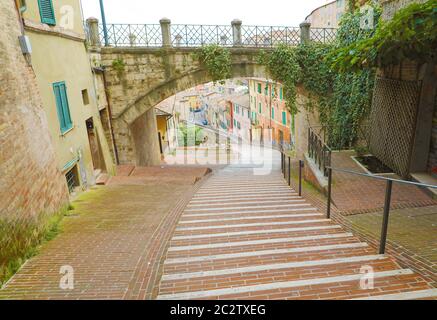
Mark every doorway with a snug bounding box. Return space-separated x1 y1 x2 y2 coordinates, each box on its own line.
86 118 107 175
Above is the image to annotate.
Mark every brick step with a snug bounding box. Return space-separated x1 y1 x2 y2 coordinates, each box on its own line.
95 173 111 185
157 166 437 300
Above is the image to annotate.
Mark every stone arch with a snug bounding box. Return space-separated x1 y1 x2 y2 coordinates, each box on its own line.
121 61 267 125
100 47 311 166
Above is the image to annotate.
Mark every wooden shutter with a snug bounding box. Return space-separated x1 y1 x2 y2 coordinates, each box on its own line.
282 111 286 125
38 0 56 25
53 82 73 133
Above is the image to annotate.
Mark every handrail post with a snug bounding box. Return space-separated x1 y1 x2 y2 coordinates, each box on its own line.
283 152 286 179
327 167 332 218
288 157 291 186
160 18 172 47
299 160 303 197
379 180 393 254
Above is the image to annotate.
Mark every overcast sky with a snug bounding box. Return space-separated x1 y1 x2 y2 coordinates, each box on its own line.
81 0 332 26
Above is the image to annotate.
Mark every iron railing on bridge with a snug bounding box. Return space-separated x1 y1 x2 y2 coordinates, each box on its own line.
92 20 337 48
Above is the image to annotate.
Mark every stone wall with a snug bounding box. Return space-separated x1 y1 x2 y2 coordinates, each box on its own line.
0 1 68 219
379 0 428 21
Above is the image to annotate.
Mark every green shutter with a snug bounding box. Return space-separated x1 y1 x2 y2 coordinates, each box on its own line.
38 0 56 25
257 83 262 93
280 88 283 100
282 111 287 125
272 107 275 119
259 103 262 114
53 82 73 134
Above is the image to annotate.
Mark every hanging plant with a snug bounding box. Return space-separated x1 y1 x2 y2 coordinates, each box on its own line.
196 45 232 83
258 44 301 115
330 0 436 71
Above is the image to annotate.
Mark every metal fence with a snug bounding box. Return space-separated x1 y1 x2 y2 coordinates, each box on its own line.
99 23 162 47
96 22 337 48
171 25 233 47
240 26 301 47
310 28 337 44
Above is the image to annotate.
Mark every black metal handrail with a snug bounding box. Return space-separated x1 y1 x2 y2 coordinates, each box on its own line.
308 126 332 177
280 150 304 197
326 166 437 255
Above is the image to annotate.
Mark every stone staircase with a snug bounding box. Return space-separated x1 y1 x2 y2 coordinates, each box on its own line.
156 165 437 300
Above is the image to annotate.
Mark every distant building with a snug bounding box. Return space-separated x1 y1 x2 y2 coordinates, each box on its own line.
248 78 295 147
229 95 251 142
305 0 347 28
155 108 175 155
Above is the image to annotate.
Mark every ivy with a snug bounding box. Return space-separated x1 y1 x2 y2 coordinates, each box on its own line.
258 44 301 115
330 0 437 71
196 45 232 83
258 7 380 149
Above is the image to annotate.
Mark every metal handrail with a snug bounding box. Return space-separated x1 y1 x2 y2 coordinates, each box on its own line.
327 166 437 189
325 166 437 255
308 126 332 177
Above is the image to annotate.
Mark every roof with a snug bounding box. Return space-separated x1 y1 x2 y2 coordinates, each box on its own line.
228 94 250 109
305 0 337 21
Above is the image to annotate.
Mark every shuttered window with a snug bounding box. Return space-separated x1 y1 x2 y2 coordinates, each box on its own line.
53 82 73 134
282 111 287 125
38 0 56 25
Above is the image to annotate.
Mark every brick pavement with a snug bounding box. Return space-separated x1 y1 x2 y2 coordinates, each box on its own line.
0 166 209 300
330 151 437 215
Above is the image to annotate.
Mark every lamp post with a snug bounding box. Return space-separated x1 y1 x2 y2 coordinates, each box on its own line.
99 0 109 46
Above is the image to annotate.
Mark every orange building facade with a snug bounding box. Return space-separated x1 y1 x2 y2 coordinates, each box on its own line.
248 78 295 147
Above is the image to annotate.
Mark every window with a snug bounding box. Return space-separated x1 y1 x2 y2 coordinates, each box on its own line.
53 82 73 134
257 83 262 94
233 119 237 127
237 122 241 130
65 165 80 194
279 87 283 100
264 85 268 96
271 107 275 119
282 111 287 125
38 0 56 25
81 89 90 105
259 103 262 114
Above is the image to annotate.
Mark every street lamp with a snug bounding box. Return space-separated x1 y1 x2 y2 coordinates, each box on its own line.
99 0 109 46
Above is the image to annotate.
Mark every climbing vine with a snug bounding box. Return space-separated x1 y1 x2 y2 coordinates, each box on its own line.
196 45 232 83
258 6 380 148
330 0 437 71
258 45 301 115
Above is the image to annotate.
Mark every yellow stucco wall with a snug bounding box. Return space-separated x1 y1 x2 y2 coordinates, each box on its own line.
22 0 115 188
23 0 85 36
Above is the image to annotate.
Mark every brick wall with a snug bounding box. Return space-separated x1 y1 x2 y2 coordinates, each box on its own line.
0 1 68 220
